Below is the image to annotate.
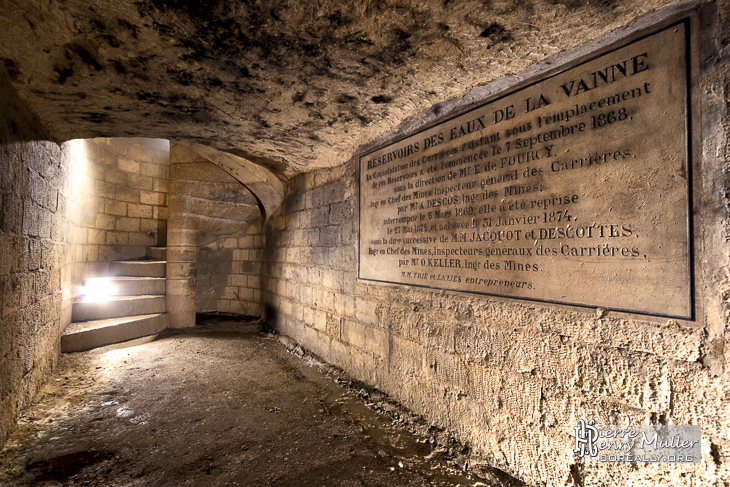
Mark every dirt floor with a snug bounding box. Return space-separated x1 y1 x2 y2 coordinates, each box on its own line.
0 317 511 486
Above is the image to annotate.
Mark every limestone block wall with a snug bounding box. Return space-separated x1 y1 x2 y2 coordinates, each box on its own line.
264 159 729 487
262 5 730 486
0 141 73 448
197 219 266 317
68 138 169 281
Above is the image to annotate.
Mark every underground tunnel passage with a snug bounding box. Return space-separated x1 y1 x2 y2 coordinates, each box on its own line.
1 0 729 485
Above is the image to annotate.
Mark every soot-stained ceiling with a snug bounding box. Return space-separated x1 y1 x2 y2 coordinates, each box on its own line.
0 0 674 178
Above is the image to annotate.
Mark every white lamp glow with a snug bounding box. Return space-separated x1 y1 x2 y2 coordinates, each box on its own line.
79 278 117 303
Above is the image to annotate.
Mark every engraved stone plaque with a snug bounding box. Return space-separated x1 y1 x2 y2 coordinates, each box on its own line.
358 22 692 318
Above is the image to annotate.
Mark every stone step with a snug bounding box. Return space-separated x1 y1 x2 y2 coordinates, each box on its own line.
110 260 166 278
72 295 166 322
82 277 165 296
62 313 168 353
146 247 167 260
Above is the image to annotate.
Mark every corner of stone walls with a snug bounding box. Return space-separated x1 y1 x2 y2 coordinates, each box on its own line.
197 218 266 317
67 138 169 281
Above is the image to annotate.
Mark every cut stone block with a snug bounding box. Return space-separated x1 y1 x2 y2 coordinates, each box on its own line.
110 260 166 278
146 247 167 260
62 313 168 352
72 295 165 322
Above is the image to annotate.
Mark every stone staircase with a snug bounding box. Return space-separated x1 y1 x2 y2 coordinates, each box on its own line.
61 247 169 352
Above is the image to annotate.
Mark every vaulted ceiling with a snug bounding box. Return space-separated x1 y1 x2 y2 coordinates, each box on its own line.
0 0 675 179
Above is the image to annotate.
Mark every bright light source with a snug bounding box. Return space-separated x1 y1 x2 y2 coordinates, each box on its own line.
79 278 117 303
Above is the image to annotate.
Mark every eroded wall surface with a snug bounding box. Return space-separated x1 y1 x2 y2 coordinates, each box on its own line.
264 145 729 487
0 141 72 448
263 4 730 486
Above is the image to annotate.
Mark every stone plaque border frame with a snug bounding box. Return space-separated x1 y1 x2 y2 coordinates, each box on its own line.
357 16 697 320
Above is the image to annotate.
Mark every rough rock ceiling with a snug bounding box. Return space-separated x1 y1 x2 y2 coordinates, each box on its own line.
0 0 676 179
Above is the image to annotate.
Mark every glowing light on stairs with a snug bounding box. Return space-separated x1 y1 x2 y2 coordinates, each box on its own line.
79 278 117 303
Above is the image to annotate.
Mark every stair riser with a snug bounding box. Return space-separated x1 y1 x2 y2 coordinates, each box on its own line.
110 261 166 278
146 247 167 260
72 297 166 322
62 314 168 353
102 279 166 296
